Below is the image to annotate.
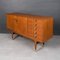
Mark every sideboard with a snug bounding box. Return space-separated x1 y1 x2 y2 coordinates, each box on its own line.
6 13 53 50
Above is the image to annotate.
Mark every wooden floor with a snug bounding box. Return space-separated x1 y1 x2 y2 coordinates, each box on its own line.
0 34 60 60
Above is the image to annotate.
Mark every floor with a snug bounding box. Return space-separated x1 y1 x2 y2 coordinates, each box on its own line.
0 34 60 60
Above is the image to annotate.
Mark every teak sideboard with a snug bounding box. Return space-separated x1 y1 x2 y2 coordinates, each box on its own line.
6 13 53 50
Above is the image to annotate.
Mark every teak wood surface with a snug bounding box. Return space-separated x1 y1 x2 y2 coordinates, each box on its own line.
6 13 53 50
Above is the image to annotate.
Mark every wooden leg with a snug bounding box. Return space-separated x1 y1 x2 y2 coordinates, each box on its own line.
12 32 15 40
34 41 37 50
11 32 19 40
42 42 45 47
43 42 45 45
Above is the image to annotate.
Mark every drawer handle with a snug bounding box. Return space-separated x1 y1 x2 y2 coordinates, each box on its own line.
16 19 18 22
34 27 37 30
34 32 37 34
34 34 37 38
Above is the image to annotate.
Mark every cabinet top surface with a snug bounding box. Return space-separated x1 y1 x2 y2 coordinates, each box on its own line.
6 12 53 18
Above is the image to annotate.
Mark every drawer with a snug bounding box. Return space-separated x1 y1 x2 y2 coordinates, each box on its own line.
27 28 33 34
28 19 33 22
37 32 44 37
37 35 44 41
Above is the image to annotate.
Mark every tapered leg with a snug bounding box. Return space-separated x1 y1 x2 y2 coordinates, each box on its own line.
34 41 37 50
43 42 45 45
42 42 45 47
11 32 19 40
12 32 15 40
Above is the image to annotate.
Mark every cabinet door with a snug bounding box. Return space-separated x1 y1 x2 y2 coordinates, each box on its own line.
22 16 27 36
37 19 48 42
37 19 44 42
14 16 27 36
13 15 18 33
27 16 34 38
6 15 14 31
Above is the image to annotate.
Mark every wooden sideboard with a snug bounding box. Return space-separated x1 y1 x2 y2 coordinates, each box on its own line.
6 13 53 50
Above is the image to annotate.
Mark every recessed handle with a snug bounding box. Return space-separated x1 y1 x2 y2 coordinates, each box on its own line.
15 19 18 22
34 34 37 38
